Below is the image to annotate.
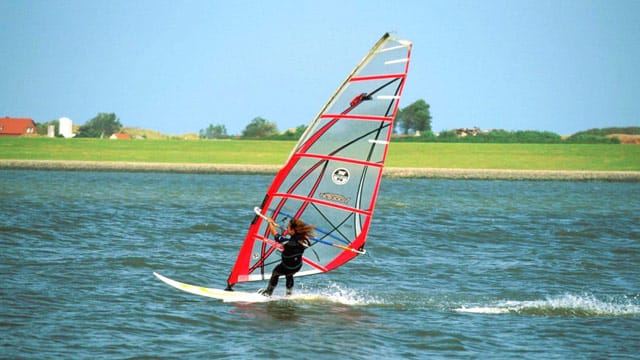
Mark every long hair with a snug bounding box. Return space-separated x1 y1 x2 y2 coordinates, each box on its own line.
288 218 315 246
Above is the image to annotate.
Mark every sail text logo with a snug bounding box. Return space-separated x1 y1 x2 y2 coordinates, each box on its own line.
320 192 351 204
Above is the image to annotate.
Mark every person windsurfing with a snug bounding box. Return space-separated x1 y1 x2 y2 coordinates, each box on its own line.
258 218 315 297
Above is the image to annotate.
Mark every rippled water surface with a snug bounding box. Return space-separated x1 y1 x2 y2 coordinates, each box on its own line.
2 170 639 358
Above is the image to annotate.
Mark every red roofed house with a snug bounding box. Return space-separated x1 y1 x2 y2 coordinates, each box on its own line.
110 133 131 140
0 117 38 136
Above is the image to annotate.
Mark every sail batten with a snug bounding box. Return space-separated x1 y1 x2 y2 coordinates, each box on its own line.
385 58 410 65
378 44 411 53
376 95 401 100
226 33 412 288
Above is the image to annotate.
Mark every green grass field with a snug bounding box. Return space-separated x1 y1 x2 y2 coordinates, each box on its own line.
2 137 639 171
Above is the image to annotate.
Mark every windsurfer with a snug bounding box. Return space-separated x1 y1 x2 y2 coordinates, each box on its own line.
259 218 315 297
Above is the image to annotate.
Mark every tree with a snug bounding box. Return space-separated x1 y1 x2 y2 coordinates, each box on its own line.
199 123 228 139
77 113 122 138
292 124 308 138
241 117 278 138
273 124 308 140
396 99 432 135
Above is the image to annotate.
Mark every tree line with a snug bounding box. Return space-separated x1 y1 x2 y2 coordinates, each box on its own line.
199 99 434 139
201 99 631 144
395 129 622 144
35 104 636 145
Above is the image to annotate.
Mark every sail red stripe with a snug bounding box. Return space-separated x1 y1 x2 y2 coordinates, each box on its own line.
350 73 407 82
272 192 372 216
297 153 384 168
319 114 393 121
302 257 328 272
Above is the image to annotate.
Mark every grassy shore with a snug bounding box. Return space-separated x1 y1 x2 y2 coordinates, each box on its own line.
2 137 639 180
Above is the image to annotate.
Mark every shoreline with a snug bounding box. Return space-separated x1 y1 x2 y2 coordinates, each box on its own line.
2 159 640 181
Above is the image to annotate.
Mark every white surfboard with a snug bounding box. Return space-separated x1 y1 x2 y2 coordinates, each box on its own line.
153 272 272 303
153 272 324 303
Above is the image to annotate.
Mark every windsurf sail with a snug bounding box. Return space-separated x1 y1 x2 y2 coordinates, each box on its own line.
227 33 412 289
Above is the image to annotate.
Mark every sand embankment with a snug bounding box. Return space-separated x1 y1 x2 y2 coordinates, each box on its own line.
1 159 639 181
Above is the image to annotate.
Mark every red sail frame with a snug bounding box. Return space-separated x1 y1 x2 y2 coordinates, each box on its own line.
227 33 412 289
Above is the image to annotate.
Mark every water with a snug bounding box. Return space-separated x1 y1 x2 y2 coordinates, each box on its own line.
1 170 639 359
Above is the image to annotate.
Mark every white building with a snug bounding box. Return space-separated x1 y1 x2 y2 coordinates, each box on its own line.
59 117 75 138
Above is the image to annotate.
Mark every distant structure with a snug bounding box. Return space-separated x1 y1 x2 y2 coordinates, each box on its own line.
455 127 482 137
110 133 131 140
58 117 75 138
0 117 38 136
47 125 55 137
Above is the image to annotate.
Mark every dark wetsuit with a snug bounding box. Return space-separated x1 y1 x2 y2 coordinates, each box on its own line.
265 234 307 294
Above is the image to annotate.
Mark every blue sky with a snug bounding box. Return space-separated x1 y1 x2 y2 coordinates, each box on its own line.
1 0 638 136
